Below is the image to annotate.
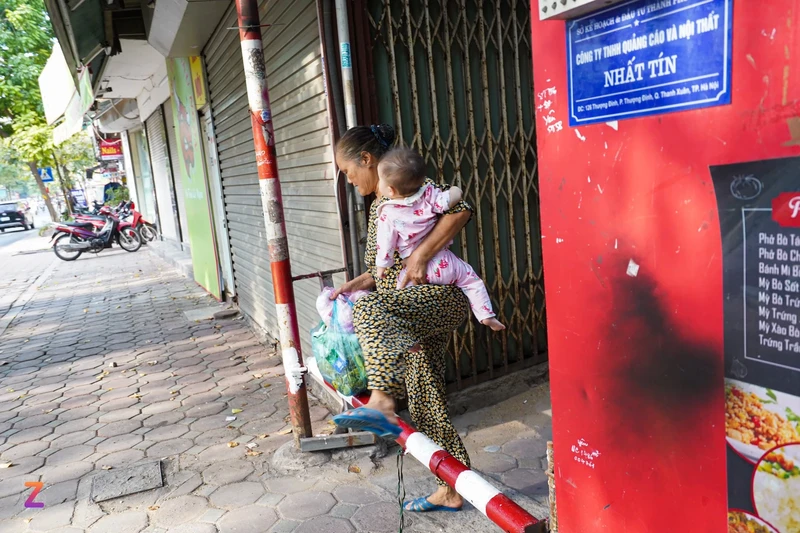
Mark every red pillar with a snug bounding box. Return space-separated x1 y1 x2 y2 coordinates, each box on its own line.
234 0 313 443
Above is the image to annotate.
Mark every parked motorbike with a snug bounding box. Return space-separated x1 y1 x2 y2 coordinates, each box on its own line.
119 201 158 243
51 215 142 261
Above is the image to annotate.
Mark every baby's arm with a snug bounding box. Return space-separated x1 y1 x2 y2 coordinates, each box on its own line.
375 211 399 277
432 186 462 214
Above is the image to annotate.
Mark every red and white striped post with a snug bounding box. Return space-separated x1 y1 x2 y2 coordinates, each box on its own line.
235 0 313 444
348 392 547 533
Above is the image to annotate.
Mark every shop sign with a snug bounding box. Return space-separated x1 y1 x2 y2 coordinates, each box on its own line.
566 0 732 125
100 139 123 161
189 56 207 109
711 157 800 532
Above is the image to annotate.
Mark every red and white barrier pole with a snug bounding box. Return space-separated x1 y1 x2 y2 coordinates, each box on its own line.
347 392 546 533
235 0 313 444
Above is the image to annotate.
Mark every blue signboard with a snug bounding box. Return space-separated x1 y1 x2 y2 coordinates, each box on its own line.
38 167 54 183
567 0 732 126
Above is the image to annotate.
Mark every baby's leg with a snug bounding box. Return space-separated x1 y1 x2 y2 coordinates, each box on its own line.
421 250 505 331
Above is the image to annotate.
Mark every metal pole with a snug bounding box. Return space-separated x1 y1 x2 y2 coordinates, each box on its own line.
234 0 313 444
335 0 367 274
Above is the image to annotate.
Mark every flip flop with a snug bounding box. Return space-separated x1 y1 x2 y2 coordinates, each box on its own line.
332 407 402 439
403 496 461 513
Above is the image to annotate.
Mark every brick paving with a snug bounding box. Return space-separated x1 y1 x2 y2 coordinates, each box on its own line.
0 246 550 532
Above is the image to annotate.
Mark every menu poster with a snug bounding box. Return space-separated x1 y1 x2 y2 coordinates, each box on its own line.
711 157 800 533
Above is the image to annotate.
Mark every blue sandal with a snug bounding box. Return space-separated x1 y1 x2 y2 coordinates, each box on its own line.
332 407 402 439
403 496 461 513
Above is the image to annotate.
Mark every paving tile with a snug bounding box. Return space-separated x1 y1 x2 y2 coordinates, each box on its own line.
39 479 79 506
198 508 226 523
7 426 53 444
295 517 354 533
264 477 316 495
150 495 208 528
470 451 518 474
145 424 188 442
50 430 96 449
332 486 382 505
277 492 336 520
351 502 406 533
217 505 277 533
201 460 254 485
210 481 265 508
98 420 142 438
501 468 549 499
45 445 94 466
27 501 75 532
269 519 300 533
86 510 149 533
145 438 193 458
330 503 360 519
0 439 50 461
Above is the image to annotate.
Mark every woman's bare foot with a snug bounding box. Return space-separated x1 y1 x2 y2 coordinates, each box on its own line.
481 317 506 331
365 390 398 425
425 486 463 509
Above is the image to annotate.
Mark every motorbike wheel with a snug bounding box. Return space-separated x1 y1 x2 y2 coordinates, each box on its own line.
118 227 142 252
140 224 158 242
53 234 83 261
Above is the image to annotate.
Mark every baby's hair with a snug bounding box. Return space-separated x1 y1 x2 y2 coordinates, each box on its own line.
378 147 426 196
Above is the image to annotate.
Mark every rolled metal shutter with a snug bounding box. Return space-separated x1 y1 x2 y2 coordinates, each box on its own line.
145 108 179 243
163 101 190 247
204 0 344 348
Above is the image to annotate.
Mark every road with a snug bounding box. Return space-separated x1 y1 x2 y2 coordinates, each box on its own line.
0 211 56 318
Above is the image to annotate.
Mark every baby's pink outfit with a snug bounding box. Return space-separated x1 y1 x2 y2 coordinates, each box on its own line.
376 184 496 321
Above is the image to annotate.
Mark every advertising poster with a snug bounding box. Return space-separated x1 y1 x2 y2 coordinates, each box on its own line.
566 0 732 126
712 157 800 533
167 57 222 300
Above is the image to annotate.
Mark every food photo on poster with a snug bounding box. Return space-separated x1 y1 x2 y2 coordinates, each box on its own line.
728 510 779 533
725 379 800 464
753 444 800 533
710 156 800 524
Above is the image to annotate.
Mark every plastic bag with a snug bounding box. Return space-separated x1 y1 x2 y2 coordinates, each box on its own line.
311 297 368 397
315 287 370 334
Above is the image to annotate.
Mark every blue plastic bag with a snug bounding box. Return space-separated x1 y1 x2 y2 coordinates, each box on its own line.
311 298 368 397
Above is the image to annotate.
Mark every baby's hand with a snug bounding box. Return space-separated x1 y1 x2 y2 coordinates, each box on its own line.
376 266 387 279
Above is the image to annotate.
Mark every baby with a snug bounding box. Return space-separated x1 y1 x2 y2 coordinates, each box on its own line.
375 147 505 331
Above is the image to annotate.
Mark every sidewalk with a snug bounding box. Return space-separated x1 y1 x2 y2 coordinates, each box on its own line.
0 247 550 533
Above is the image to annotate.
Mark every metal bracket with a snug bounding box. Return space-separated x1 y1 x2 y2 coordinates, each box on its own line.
298 431 377 453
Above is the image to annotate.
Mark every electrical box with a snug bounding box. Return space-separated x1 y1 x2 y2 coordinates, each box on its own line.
538 0 627 20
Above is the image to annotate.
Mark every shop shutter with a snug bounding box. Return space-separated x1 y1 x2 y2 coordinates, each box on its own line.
145 108 179 243
163 100 190 247
203 0 344 349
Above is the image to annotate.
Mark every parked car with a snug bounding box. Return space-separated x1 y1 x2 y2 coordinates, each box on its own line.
0 201 35 232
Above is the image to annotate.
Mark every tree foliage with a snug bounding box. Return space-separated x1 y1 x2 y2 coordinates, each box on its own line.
0 0 52 130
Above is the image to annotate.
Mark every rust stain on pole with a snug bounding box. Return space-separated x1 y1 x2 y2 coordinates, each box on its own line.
235 0 313 444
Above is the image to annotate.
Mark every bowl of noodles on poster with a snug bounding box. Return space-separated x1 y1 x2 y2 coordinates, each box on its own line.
753 443 800 533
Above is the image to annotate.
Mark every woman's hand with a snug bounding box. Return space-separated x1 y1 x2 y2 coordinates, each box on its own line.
400 250 428 288
331 272 376 299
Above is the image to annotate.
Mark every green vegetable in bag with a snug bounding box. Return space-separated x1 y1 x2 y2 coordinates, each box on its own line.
311 301 368 396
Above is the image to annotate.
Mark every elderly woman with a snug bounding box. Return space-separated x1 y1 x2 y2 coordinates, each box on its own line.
332 124 472 512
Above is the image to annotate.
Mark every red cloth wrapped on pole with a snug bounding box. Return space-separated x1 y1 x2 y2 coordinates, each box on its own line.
234 0 313 443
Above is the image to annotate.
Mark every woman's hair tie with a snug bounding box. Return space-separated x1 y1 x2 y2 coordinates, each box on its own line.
371 124 390 149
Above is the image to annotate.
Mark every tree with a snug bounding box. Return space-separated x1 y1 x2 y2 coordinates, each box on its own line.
0 0 61 221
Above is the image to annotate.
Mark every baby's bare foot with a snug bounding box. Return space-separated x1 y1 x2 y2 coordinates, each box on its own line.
481 317 506 331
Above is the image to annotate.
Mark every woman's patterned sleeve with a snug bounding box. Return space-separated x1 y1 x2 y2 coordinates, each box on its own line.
435 182 473 217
